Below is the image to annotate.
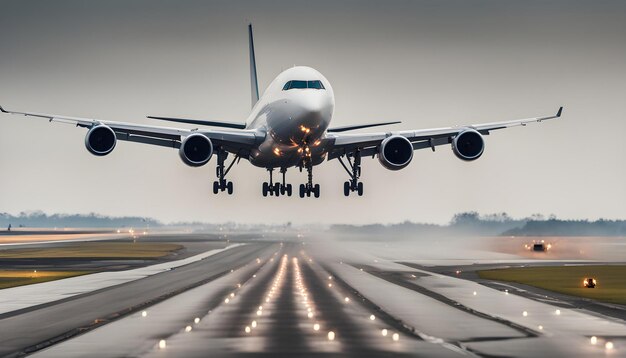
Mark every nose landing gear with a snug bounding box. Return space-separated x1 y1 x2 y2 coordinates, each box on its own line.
299 160 320 198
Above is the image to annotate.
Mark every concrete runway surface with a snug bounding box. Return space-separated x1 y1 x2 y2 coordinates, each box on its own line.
1 234 625 357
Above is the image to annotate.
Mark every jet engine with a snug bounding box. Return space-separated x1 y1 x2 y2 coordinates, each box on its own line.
85 125 117 156
452 129 484 161
378 135 413 170
179 133 213 167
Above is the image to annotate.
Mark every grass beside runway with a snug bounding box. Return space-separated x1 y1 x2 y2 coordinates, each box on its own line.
0 270 93 289
478 265 626 305
0 242 183 259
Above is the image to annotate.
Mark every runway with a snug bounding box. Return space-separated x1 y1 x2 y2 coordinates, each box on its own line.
1 234 625 357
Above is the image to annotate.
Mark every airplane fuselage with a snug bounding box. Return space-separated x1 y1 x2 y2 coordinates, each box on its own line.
246 66 335 168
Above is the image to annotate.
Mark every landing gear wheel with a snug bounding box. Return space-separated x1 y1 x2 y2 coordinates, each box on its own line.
313 184 320 198
357 182 364 196
344 181 350 197
299 184 306 198
227 181 233 195
274 183 280 197
213 181 219 194
286 184 293 196
262 182 269 197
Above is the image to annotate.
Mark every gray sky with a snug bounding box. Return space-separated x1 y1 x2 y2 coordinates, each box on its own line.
1 0 624 224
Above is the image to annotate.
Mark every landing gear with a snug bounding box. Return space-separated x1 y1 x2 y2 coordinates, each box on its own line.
212 150 236 195
263 168 292 197
279 168 292 196
338 150 364 196
298 160 320 198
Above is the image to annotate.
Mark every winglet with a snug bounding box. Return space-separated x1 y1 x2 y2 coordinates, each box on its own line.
556 106 563 117
0 105 7 113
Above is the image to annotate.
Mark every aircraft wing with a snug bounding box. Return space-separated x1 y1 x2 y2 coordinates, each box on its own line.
0 105 260 155
327 107 562 159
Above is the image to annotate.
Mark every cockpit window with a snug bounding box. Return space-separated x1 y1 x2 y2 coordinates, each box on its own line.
282 80 325 90
307 80 324 89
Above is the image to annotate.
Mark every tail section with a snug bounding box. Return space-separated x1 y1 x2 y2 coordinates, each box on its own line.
248 24 259 109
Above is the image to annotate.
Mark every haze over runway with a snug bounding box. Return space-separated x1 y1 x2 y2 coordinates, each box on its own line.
1 231 625 357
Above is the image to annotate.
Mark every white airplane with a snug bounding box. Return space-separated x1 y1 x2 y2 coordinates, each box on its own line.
1 24 562 198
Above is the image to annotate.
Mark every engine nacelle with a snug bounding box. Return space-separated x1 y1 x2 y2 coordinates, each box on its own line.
452 129 484 161
179 133 213 167
85 125 117 156
378 135 414 170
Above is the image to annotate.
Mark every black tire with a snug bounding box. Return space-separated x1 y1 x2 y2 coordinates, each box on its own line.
343 181 350 196
262 182 268 197
357 182 364 196
274 183 281 196
213 181 219 194
280 185 285 195
227 181 233 195
299 184 305 198
313 184 320 198
286 184 292 196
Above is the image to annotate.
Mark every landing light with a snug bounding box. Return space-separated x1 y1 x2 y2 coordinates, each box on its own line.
158 340 166 349
314 323 320 331
382 329 388 337
392 333 399 341
328 331 335 341
591 336 598 345
606 341 614 350
370 315 376 321
141 311 147 317
185 325 192 332
194 317 200 324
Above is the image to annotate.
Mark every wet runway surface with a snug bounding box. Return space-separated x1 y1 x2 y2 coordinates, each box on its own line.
1 235 626 357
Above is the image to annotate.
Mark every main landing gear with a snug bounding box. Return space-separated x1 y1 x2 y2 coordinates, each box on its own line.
299 160 320 198
263 168 292 197
338 150 364 196
212 150 235 195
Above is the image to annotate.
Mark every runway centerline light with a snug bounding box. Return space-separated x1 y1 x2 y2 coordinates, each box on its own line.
185 325 192 332
523 311 528 317
392 333 399 341
194 317 200 324
382 329 388 337
370 315 376 321
555 309 561 315
328 331 335 341
141 311 147 317
252 320 257 328
606 341 614 350
245 326 251 333
314 323 320 331
591 336 598 345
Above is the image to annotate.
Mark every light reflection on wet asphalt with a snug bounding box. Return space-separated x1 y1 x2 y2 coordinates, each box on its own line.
31 241 626 358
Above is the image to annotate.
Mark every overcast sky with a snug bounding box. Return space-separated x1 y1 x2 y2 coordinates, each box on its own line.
0 0 624 225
